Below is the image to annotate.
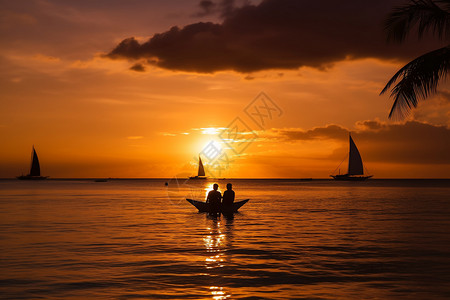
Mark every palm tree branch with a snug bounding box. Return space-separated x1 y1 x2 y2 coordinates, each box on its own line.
380 46 450 118
385 0 450 42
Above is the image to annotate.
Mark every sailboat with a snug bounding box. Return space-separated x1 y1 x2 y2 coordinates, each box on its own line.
330 134 372 181
189 156 207 179
17 146 48 180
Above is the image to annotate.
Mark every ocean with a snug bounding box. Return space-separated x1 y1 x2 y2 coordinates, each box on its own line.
0 179 449 299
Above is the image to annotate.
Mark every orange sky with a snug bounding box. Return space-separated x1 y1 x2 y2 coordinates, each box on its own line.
0 0 449 178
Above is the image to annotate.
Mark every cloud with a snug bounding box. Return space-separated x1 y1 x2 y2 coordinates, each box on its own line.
106 0 439 73
197 0 216 16
412 90 450 126
160 132 177 137
264 120 450 164
195 0 248 17
130 63 145 72
270 124 349 141
33 54 60 63
359 121 450 164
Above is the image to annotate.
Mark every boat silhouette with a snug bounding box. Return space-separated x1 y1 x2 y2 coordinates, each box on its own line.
186 198 249 213
17 146 48 180
189 155 207 179
331 134 372 181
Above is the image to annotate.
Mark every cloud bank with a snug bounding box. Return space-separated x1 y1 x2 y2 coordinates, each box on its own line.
106 0 439 73
266 120 450 164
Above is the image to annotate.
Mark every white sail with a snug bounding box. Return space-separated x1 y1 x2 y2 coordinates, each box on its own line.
348 135 364 175
198 156 205 177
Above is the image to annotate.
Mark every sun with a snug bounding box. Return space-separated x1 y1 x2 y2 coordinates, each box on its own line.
200 140 223 160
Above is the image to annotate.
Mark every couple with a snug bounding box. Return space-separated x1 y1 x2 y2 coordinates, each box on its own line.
206 183 235 215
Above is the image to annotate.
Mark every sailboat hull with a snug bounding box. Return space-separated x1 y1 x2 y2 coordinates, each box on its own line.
330 174 372 181
188 176 207 180
17 175 48 180
186 198 249 213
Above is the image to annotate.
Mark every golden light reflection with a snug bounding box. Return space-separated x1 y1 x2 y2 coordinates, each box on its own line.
210 286 229 300
203 218 233 299
203 221 225 269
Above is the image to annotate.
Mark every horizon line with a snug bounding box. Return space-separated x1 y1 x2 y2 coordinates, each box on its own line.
1 177 449 180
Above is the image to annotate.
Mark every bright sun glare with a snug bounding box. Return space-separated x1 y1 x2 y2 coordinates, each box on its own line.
201 127 226 135
200 140 223 162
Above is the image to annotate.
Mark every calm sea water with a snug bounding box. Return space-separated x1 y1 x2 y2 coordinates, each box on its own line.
0 179 449 299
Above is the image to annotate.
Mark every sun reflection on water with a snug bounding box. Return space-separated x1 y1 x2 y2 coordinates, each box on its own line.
210 286 229 300
203 221 225 269
203 217 232 299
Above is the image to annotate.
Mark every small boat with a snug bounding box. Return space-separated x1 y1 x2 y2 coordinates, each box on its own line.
189 156 207 179
17 146 48 180
186 198 249 213
330 134 372 181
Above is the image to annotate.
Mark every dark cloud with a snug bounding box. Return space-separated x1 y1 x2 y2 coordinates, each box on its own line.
356 120 388 131
106 0 440 73
195 0 243 17
130 63 145 72
200 0 215 11
220 0 236 17
360 121 450 164
266 121 450 164
273 124 349 141
196 0 216 16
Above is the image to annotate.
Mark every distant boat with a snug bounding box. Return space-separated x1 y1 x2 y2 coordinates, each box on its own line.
331 134 372 181
94 179 108 182
189 156 207 179
17 146 48 180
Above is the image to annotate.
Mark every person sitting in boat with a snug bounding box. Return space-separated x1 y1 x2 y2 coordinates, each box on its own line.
221 183 235 213
206 183 222 214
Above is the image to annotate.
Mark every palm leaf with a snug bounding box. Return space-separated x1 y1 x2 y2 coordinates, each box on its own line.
385 0 450 42
380 46 450 119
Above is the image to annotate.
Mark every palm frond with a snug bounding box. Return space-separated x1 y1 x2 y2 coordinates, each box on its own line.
380 46 450 119
385 0 450 42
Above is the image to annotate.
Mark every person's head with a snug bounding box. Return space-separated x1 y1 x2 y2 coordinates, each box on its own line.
226 183 232 190
213 183 219 191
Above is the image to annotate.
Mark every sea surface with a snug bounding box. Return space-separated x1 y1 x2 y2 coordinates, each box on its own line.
0 179 449 299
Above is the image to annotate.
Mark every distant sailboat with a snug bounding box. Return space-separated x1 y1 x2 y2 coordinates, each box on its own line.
331 134 372 181
17 146 48 180
189 156 207 179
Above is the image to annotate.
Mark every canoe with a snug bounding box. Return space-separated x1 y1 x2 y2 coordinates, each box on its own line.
186 198 249 213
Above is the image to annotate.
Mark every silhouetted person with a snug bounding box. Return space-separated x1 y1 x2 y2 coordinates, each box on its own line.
222 183 235 214
206 183 221 215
